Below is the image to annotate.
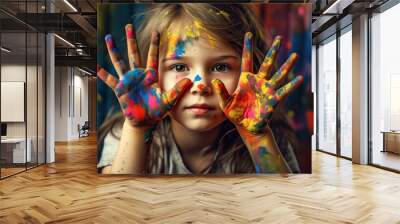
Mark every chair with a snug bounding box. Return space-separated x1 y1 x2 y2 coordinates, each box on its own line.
78 121 90 138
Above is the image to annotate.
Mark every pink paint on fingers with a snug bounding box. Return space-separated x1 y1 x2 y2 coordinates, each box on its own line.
104 34 114 48
147 93 158 110
125 24 134 39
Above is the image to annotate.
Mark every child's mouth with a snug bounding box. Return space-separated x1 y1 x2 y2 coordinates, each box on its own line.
185 104 215 115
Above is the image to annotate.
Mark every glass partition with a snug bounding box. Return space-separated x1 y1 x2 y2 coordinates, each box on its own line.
371 3 400 171
0 1 46 179
1 31 27 177
339 27 352 158
317 35 337 154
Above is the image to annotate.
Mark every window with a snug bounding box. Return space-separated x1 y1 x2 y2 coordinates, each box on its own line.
370 2 400 171
339 27 352 158
317 36 337 154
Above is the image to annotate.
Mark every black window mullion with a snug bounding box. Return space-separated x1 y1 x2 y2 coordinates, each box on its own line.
336 27 341 157
25 0 28 171
36 0 39 168
316 44 319 151
367 11 373 165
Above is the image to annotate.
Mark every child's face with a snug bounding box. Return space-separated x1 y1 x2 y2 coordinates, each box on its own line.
159 34 241 132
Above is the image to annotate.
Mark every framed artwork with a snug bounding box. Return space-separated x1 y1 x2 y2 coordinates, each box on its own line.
97 3 312 175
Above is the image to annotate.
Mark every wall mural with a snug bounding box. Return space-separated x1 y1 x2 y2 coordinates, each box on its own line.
97 3 312 175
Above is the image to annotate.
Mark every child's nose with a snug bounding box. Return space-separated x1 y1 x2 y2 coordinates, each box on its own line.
190 73 212 96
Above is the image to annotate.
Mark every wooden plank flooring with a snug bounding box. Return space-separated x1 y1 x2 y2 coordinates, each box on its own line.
0 134 399 223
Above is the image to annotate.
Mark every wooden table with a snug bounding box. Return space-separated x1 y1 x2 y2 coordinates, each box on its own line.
381 131 400 154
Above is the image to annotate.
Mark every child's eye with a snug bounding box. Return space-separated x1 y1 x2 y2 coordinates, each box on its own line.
170 64 189 72
211 64 230 73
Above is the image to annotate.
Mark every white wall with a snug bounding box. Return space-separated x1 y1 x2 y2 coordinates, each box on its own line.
55 66 69 141
1 65 35 137
1 63 46 164
54 67 89 141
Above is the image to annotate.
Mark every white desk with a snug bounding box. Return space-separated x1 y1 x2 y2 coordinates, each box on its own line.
1 138 32 163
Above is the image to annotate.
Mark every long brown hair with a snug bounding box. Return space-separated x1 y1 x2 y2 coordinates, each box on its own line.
99 3 299 173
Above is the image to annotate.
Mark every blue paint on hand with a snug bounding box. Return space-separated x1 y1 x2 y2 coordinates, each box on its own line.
255 164 261 173
259 147 268 157
104 34 113 41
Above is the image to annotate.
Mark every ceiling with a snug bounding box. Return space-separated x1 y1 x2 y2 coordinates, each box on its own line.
0 0 96 73
0 0 392 73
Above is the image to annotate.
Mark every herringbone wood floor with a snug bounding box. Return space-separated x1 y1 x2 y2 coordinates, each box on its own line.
0 134 399 223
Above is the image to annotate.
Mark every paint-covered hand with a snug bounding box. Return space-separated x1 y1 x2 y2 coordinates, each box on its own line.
211 33 303 134
97 24 192 127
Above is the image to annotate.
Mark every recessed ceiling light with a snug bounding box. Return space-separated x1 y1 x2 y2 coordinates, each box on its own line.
54 34 75 48
78 67 93 76
1 47 11 53
63 0 78 12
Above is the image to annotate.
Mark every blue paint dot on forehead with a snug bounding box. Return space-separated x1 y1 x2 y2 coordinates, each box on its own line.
194 74 202 82
174 40 186 58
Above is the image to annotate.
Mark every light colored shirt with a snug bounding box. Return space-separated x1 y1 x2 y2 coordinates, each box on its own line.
97 118 300 174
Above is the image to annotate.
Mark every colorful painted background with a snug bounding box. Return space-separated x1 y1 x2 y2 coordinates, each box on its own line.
97 3 312 173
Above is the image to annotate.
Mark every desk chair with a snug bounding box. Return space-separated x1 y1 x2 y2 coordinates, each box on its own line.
78 121 90 138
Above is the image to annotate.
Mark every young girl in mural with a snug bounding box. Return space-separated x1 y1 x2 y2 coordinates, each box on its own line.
97 4 304 174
